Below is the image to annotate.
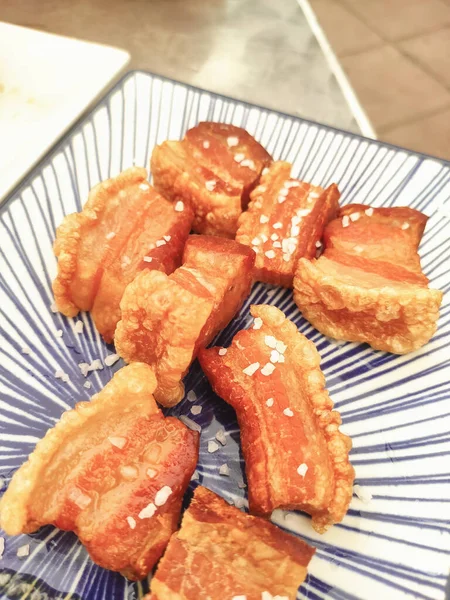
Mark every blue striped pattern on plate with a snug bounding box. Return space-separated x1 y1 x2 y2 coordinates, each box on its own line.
0 71 449 600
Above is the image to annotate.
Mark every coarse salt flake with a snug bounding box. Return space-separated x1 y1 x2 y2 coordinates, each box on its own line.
105 231 116 240
0 537 4 559
273 222 282 229
155 486 172 507
83 381 91 389
17 544 30 558
74 321 84 334
205 180 216 191
273 241 282 248
143 256 153 263
270 350 280 363
342 215 350 228
291 225 300 237
234 153 245 163
218 348 227 356
241 159 256 169
120 465 138 480
261 363 275 376
187 390 197 402
275 341 287 354
365 207 374 216
271 233 279 241
219 463 230 476
266 398 274 407
89 358 103 371
253 317 263 330
315 240 322 248
215 428 227 445
56 329 63 338
283 408 294 417
285 180 300 188
21 346 31 355
265 250 276 259
278 187 289 197
243 362 260 376
163 235 171 242
354 245 364 253
147 468 157 478
179 415 201 433
191 405 202 416
252 237 261 245
260 233 269 243
264 335 277 349
260 215 269 224
139 183 150 191
138 502 157 519
401 222 410 230
297 463 308 477
203 140 210 149
50 302 58 313
191 470 200 481
108 436 127 449
104 353 120 367
79 362 90 377
156 239 166 247
354 484 372 503
308 191 320 199
277 195 287 204
126 516 136 529
350 212 360 222
208 440 220 453
227 136 239 147
174 200 184 212
234 498 246 510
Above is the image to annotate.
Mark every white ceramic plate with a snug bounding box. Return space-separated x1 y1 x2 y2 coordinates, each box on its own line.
0 71 449 600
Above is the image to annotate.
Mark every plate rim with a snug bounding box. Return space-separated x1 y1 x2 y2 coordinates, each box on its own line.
1 68 450 217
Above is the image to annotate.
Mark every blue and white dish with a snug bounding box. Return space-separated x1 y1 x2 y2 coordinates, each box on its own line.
0 71 449 600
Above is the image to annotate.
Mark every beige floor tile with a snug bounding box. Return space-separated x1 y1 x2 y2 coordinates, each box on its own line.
309 0 383 56
400 27 450 90
341 45 450 130
380 109 450 161
341 0 450 41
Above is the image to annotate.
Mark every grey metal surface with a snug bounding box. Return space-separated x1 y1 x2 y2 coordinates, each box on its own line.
0 0 361 132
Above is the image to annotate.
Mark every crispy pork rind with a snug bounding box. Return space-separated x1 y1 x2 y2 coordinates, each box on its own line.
91 194 193 342
0 364 199 580
115 236 255 406
294 205 443 354
53 167 151 316
147 486 315 600
151 122 272 238
236 161 339 287
199 305 354 533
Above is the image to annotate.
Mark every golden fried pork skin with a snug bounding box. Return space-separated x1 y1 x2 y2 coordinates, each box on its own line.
0 364 199 580
53 167 193 341
236 161 339 287
147 486 315 600
199 305 354 533
294 205 443 354
151 122 272 238
115 236 255 407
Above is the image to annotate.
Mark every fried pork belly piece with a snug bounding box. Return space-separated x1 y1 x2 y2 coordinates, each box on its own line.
53 167 193 341
91 195 193 342
151 122 272 238
294 205 443 354
199 305 354 533
147 486 315 600
115 236 255 407
236 161 339 287
0 364 199 580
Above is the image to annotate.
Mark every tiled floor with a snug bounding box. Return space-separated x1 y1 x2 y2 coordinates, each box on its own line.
309 0 450 160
